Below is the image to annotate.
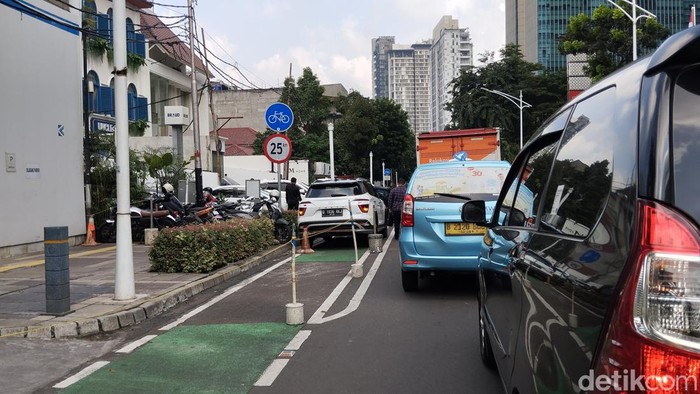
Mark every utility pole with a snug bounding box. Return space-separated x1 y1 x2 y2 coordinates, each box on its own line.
113 0 135 300
201 28 220 179
188 0 203 203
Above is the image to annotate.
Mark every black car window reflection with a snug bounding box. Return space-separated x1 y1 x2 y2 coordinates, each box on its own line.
672 66 700 224
540 88 615 238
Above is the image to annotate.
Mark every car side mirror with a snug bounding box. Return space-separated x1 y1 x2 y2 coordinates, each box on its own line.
461 201 487 225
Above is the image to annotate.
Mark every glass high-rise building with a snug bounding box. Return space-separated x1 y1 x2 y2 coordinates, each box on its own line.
372 16 473 132
371 36 395 99
506 0 696 70
388 42 432 134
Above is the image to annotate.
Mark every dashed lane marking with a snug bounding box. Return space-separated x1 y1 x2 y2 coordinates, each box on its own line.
115 335 157 354
52 361 110 389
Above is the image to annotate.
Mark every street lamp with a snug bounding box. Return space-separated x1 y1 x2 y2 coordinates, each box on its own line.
327 111 342 180
607 0 656 61
480 87 532 149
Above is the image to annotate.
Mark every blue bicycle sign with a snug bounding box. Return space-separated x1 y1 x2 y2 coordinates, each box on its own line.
265 103 294 132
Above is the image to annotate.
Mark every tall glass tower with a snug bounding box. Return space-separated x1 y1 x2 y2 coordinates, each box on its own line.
507 0 696 71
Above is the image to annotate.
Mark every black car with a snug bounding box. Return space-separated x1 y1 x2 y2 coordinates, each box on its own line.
461 28 700 393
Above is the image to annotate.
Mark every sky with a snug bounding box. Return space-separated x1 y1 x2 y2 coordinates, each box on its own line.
155 1 506 97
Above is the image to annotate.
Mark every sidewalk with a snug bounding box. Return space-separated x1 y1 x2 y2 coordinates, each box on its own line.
0 243 286 339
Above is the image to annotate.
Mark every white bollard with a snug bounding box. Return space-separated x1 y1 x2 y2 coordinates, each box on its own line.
286 302 304 325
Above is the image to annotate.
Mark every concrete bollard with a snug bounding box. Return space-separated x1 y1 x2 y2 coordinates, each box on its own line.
286 302 304 325
44 227 73 316
368 234 383 253
144 228 159 246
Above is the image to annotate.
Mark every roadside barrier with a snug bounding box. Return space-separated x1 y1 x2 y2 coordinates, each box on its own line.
298 226 314 254
83 215 98 246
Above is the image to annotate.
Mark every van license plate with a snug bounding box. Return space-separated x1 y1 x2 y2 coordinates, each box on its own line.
322 208 344 217
445 223 485 236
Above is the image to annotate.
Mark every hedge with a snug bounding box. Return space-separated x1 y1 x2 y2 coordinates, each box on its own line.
149 218 276 273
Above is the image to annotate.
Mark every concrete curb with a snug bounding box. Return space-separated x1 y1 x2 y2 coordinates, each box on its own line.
0 245 288 339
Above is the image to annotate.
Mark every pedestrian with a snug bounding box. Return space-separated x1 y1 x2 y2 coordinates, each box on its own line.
387 178 407 240
285 177 302 211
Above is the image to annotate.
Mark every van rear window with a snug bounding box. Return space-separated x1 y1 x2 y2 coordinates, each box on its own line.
672 67 700 224
408 165 509 198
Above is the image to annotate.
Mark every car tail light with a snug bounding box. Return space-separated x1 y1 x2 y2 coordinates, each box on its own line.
592 200 700 393
355 199 370 213
298 207 306 216
402 194 414 227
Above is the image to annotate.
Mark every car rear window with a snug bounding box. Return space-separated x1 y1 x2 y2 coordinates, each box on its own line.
307 183 362 198
672 66 700 224
408 164 509 198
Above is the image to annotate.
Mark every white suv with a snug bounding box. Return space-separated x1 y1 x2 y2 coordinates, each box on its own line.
298 179 388 242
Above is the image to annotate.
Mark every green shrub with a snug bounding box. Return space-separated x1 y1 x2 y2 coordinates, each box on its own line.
149 218 275 273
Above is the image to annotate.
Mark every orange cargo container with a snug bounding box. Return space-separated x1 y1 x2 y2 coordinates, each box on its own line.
416 128 501 164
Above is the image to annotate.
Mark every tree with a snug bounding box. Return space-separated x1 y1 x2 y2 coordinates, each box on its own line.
559 1 670 81
447 44 567 162
334 93 415 180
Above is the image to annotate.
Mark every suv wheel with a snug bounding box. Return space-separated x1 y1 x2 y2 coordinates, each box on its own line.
401 270 418 292
479 305 496 368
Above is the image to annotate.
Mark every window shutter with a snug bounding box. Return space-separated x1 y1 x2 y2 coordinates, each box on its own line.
134 33 146 57
98 86 114 116
136 97 149 121
127 91 136 121
96 14 110 41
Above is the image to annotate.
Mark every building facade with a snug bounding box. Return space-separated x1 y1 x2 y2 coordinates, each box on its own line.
371 36 395 99
1 0 85 255
430 16 474 132
506 0 697 71
387 43 432 134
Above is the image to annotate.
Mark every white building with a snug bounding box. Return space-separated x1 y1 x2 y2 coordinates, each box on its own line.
0 0 217 256
430 16 474 132
1 0 84 256
373 16 474 134
388 42 432 135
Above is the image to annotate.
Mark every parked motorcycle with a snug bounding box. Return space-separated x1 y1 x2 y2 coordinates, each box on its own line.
254 190 293 244
95 196 179 243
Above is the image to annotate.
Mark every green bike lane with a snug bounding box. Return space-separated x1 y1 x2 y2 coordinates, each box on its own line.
59 240 371 393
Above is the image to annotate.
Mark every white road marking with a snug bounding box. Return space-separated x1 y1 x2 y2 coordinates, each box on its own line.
159 257 292 331
286 330 312 351
254 359 289 386
307 234 393 324
52 361 110 388
115 335 157 354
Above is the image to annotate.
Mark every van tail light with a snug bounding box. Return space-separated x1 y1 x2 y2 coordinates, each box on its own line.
401 194 414 227
592 200 700 393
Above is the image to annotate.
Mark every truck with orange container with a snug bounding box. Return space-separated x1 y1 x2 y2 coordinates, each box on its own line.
416 128 501 164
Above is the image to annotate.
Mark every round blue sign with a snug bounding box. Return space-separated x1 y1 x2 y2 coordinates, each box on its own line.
265 103 294 132
384 168 391 176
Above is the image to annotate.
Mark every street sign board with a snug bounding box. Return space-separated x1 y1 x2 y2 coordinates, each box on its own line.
384 168 391 176
265 103 294 132
263 134 292 163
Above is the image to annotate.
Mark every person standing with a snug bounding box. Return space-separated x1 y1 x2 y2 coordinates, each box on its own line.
285 177 302 211
387 178 406 239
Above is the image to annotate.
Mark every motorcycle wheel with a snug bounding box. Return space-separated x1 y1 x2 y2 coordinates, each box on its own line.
276 223 293 244
95 222 117 243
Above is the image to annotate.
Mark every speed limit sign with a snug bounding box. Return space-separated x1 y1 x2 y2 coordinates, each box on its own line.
263 134 292 163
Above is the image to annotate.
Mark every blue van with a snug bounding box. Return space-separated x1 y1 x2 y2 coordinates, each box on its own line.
399 160 510 291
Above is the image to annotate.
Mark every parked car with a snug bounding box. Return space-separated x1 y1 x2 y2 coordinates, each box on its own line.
211 185 247 203
460 27 700 394
374 185 391 223
298 178 387 243
399 160 510 291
